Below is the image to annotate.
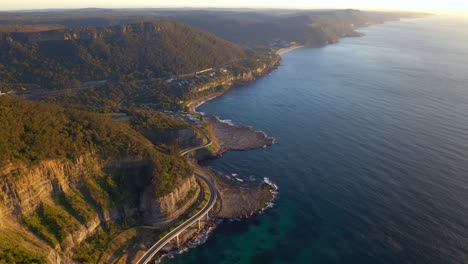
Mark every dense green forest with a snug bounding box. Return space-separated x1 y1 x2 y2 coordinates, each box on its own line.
129 110 195 147
47 81 183 112
0 20 245 89
0 95 192 196
44 51 276 115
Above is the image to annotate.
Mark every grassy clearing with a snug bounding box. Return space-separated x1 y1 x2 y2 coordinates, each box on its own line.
24 202 81 248
54 190 97 223
0 234 45 263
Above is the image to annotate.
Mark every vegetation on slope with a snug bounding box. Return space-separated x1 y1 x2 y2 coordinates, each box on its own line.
24 202 82 247
46 49 279 115
129 110 193 146
0 20 245 89
0 94 139 164
0 95 197 261
0 236 45 264
0 95 192 194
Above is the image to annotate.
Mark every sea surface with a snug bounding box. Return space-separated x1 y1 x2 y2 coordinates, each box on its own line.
163 16 468 263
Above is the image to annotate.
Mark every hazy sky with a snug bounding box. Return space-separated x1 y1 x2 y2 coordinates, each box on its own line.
1 0 467 13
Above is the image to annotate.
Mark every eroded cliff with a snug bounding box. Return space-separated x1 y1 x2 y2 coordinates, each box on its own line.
0 154 201 263
0 96 198 263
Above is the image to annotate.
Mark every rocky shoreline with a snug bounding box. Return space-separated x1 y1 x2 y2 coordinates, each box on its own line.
204 115 275 155
154 171 278 263
152 74 279 262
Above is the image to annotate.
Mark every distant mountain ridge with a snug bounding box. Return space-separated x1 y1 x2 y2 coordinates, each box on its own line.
0 20 246 89
173 9 421 46
5 21 209 42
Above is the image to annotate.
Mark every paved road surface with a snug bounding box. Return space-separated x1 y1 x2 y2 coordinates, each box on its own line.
136 134 216 264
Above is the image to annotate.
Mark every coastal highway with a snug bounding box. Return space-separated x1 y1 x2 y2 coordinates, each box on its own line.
179 134 212 156
136 134 216 264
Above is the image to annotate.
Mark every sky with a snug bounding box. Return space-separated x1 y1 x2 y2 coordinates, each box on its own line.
1 0 468 14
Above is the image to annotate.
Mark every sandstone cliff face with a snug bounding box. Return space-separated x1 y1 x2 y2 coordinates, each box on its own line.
235 61 278 82
0 153 197 262
195 77 235 93
140 175 199 224
6 22 167 43
194 55 281 95
0 155 109 262
0 154 102 225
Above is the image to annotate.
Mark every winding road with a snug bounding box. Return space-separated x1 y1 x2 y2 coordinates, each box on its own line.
136 135 216 264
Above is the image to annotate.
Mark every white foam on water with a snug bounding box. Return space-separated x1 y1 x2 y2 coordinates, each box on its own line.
219 118 235 126
263 177 279 192
155 222 219 263
194 96 217 114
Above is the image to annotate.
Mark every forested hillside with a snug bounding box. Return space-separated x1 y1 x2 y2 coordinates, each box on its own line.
0 96 197 262
0 21 245 89
0 95 192 194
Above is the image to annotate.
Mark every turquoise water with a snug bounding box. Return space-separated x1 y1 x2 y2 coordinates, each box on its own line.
164 16 468 263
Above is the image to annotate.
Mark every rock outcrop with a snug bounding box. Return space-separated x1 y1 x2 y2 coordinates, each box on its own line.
6 22 173 43
0 153 199 262
0 154 103 224
193 54 281 95
140 175 200 224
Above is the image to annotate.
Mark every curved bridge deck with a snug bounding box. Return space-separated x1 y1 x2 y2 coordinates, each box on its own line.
136 134 216 264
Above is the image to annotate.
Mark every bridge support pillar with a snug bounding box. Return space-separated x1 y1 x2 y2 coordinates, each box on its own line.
198 219 201 230
176 234 179 247
205 212 209 221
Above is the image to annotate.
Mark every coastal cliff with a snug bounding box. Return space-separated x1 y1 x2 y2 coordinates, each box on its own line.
0 154 200 263
192 54 281 96
140 175 200 224
0 96 198 263
5 23 157 42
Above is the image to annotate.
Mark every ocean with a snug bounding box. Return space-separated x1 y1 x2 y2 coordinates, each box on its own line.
163 15 468 264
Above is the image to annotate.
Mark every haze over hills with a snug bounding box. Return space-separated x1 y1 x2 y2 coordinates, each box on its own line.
0 9 426 91
0 9 426 45
170 9 418 46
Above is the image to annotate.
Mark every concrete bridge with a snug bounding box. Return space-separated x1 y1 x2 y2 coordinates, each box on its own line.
136 135 216 264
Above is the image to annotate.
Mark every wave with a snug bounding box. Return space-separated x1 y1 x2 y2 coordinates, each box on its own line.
257 177 279 214
156 221 220 263
194 96 218 114
215 116 236 126
263 177 279 193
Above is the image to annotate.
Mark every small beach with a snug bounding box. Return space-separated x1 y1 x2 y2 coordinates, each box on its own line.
276 45 305 55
